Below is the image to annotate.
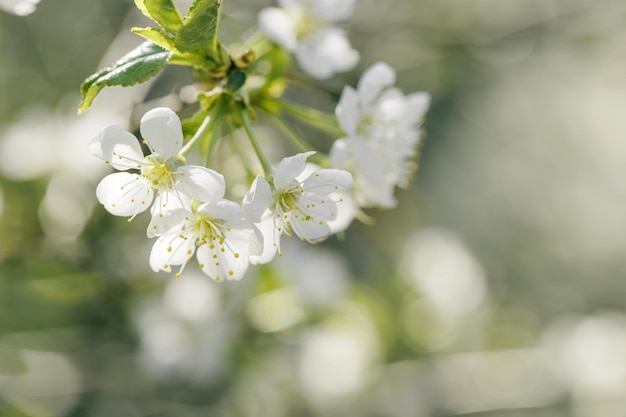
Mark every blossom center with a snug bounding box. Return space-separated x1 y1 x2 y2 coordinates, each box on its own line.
141 157 175 190
294 12 325 38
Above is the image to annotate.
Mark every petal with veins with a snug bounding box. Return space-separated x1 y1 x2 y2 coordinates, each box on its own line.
274 151 315 190
176 165 225 203
302 169 353 195
197 200 243 225
197 238 249 282
243 176 273 223
150 233 196 272
88 125 143 170
95 172 153 217
140 107 184 159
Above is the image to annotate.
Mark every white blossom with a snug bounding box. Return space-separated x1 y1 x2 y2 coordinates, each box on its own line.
88 107 224 232
330 62 430 213
258 0 359 79
249 152 353 263
149 195 263 281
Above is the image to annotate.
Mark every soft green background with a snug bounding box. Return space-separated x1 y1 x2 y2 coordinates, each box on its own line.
2 0 626 416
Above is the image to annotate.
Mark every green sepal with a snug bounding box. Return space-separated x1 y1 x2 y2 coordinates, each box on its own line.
175 0 221 54
134 0 182 34
225 69 246 92
78 41 172 113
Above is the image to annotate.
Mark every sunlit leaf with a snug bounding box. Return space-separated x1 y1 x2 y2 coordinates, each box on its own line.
134 0 182 34
78 41 172 113
175 0 221 54
132 27 177 51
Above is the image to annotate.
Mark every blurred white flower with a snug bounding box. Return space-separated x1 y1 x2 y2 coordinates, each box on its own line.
258 0 359 79
401 227 488 321
0 350 81 417
330 62 430 221
0 106 119 244
134 273 231 384
0 0 40 16
248 152 353 263
89 107 225 221
298 309 380 405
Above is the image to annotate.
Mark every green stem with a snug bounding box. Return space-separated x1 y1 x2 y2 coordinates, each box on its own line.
260 109 328 166
179 100 224 158
240 107 273 178
204 114 223 167
261 109 312 154
227 130 255 178
279 99 344 138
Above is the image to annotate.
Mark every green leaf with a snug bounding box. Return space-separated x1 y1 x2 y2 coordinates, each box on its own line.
134 0 182 34
79 41 172 113
132 27 176 51
175 0 221 54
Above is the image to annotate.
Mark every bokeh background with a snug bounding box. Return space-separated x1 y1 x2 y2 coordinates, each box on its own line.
2 0 626 416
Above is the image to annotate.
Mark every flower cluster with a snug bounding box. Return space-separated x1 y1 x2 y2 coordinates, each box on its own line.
90 109 353 281
84 0 430 282
330 62 430 226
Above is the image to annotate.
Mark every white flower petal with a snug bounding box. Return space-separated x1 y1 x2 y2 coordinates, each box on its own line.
302 168 353 194
290 210 332 242
197 239 249 282
197 199 243 224
312 0 355 22
175 165 225 202
150 190 191 216
140 107 184 159
274 151 315 190
249 225 264 257
147 207 190 238
150 233 196 272
327 192 359 233
406 92 431 125
258 7 298 51
88 125 143 170
298 193 338 220
357 62 396 106
243 176 273 223
330 137 396 208
336 87 360 136
249 215 279 265
296 28 359 79
95 172 153 217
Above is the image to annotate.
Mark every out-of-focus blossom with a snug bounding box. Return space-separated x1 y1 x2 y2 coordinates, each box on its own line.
249 152 353 263
134 272 232 384
298 305 381 405
0 0 40 16
258 0 359 79
89 107 225 222
331 62 430 214
0 350 81 417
